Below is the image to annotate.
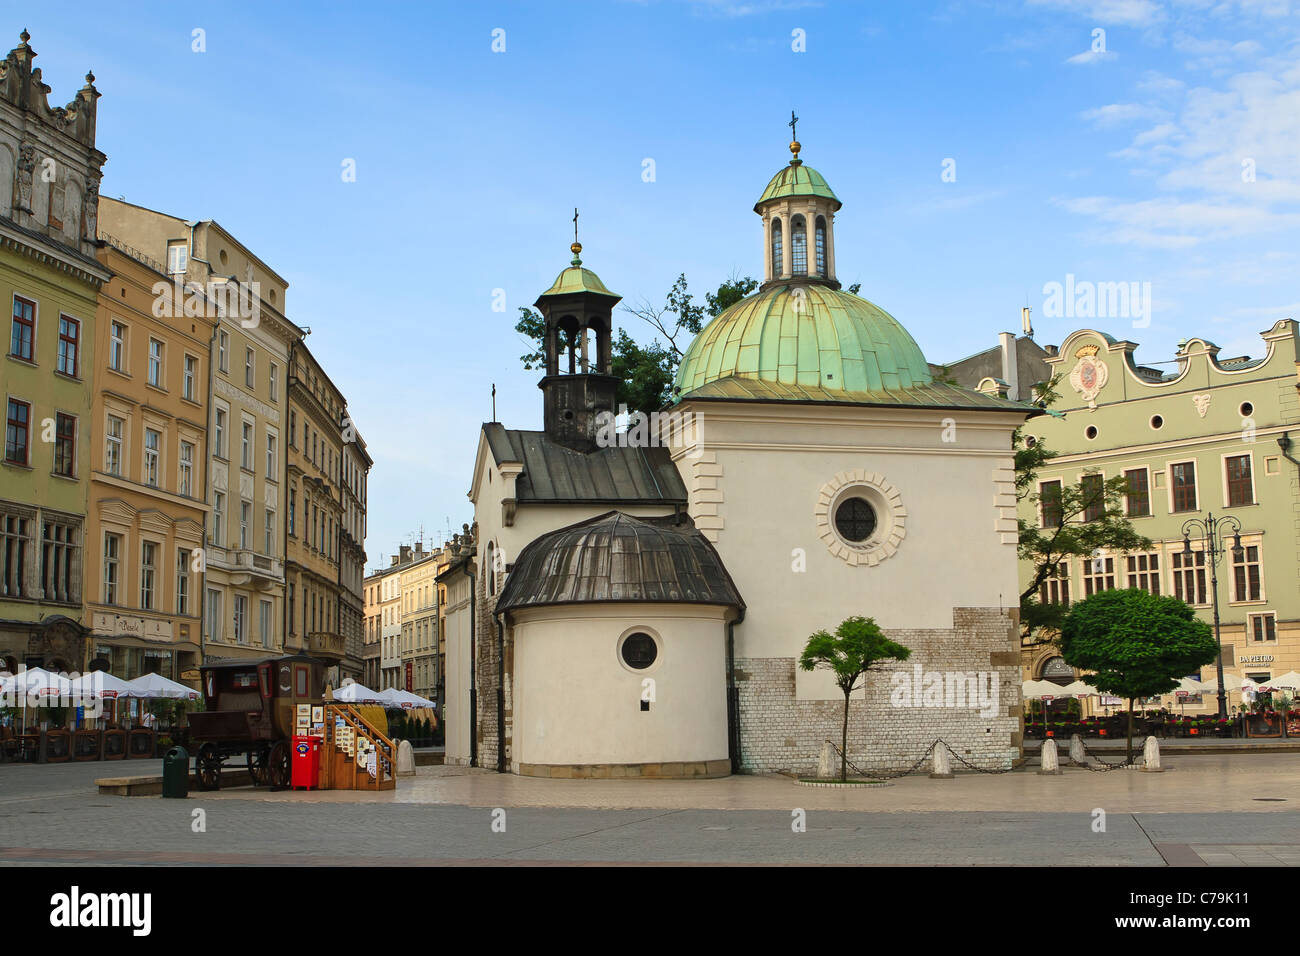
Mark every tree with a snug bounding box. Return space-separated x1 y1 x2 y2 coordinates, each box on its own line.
1059 588 1217 763
1015 375 1152 648
798 616 911 781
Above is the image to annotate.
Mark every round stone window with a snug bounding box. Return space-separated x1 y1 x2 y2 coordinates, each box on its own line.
620 632 658 669
834 496 877 542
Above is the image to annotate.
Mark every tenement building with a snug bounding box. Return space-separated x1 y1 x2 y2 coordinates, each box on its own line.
339 429 371 683
1014 324 1300 707
443 134 1034 776
399 543 444 703
98 198 300 664
0 32 110 673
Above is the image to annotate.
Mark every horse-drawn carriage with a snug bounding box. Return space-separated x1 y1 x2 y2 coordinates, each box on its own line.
188 654 326 790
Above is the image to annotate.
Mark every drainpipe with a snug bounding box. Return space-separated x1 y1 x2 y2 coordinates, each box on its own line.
726 606 746 774
495 609 506 773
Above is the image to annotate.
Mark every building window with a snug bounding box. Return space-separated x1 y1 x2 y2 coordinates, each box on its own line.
240 500 251 550
41 518 80 604
834 496 876 543
53 413 75 477
176 547 190 615
5 398 30 465
1124 468 1150 517
266 434 277 478
143 429 160 487
0 510 31 598
148 339 163 387
289 489 296 537
1039 479 1063 528
269 363 278 402
260 600 272 648
105 415 123 475
234 595 248 644
790 215 807 274
57 316 80 377
140 541 157 610
1249 612 1276 643
179 441 194 496
1225 455 1253 507
217 331 229 373
1232 544 1262 602
212 492 225 547
214 407 227 459
206 588 223 641
288 582 295 635
103 533 121 605
1125 552 1161 594
1171 461 1197 513
770 218 783 277
815 216 827 277
109 321 125 371
1039 561 1070 605
289 409 296 447
1172 549 1208 605
183 355 197 401
241 420 252 470
1081 473 1105 522
245 347 255 389
620 632 658 669
264 509 274 555
10 295 35 361
1082 554 1115 596
167 242 188 275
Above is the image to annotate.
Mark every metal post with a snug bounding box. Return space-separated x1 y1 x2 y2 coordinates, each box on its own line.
1182 512 1242 722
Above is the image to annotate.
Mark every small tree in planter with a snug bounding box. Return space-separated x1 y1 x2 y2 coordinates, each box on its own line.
1059 588 1216 764
798 616 911 782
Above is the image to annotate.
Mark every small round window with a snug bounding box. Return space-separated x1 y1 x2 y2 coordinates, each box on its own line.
620 632 657 669
1085 425 1098 440
1240 402 1254 417
834 496 877 543
1150 415 1164 430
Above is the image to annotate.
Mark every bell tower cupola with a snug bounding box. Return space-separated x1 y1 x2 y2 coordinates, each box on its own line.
754 112 842 290
533 211 622 451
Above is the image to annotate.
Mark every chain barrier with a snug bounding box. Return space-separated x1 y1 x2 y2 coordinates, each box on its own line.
1071 737 1138 772
820 738 1017 779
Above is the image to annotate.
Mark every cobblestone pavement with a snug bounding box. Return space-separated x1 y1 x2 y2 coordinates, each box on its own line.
1 755 1297 865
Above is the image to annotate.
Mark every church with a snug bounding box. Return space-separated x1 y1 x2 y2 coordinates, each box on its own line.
441 132 1034 777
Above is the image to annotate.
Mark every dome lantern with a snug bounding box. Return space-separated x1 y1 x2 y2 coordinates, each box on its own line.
755 116 842 288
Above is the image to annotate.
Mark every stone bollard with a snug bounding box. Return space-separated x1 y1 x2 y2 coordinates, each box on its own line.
1141 735 1163 773
929 743 954 779
397 739 416 777
816 740 835 778
1038 737 1062 775
1069 733 1088 767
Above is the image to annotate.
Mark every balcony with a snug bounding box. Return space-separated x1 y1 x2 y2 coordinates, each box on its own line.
308 631 346 661
224 549 284 589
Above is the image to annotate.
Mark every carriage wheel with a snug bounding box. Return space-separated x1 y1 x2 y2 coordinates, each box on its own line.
247 745 270 787
267 740 290 790
196 743 222 791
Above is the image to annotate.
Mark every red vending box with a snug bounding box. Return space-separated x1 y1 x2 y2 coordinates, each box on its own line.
291 735 322 790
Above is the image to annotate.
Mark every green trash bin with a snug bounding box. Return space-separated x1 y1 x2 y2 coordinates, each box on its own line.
162 745 189 798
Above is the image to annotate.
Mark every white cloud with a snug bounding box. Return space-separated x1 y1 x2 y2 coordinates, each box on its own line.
1081 103 1170 125
1067 47 1119 62
1028 0 1165 25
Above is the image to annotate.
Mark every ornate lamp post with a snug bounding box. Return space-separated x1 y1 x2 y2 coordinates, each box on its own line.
1181 513 1244 719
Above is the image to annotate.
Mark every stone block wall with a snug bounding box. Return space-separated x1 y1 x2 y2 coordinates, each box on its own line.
735 607 1023 774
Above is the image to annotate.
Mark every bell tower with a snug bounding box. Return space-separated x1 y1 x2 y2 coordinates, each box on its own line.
533 218 622 451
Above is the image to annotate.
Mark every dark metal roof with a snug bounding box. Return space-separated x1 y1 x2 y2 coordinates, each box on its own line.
483 423 687 504
675 376 1036 412
496 511 744 613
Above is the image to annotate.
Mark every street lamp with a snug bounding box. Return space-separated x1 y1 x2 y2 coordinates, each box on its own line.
1181 513 1244 719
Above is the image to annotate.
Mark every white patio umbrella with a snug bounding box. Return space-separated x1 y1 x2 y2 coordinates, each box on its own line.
68 672 133 699
1200 673 1245 693
1174 676 1207 693
125 672 200 700
389 689 435 708
333 681 384 703
1061 679 1099 696
1021 679 1064 699
1267 671 1300 690
1 668 73 730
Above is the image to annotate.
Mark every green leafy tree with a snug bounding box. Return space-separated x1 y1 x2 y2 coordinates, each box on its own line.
1059 588 1217 762
1015 375 1152 648
798 616 911 781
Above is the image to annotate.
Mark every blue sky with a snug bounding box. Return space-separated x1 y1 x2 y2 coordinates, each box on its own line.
20 0 1300 563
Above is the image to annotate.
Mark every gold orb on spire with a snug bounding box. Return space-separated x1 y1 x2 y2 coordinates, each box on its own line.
571 241 582 256
790 141 801 155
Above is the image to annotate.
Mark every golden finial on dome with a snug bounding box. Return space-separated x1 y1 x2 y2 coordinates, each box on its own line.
571 208 582 265
571 241 582 256
788 110 802 164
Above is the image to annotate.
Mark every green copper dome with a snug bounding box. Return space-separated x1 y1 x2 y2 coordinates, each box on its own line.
755 160 841 211
674 283 933 400
537 263 618 300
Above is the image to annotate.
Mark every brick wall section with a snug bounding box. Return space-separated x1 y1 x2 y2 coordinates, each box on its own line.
735 607 1023 774
472 571 513 770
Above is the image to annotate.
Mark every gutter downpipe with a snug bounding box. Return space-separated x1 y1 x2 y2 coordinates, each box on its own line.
726 606 746 774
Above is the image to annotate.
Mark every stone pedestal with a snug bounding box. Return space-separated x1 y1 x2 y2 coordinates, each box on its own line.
1038 738 1062 775
929 743 954 779
1140 735 1163 772
1069 734 1087 767
397 739 416 777
816 740 835 778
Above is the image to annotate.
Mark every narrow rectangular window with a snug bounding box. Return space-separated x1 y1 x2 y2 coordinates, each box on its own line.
143 428 160 487
167 242 188 275
1171 461 1197 513
260 600 272 649
269 363 278 402
1225 455 1253 507
240 500 251 550
264 508 274 555
183 355 197 401
245 347 255 389
105 415 123 475
179 441 194 496
1124 468 1150 517
1039 479 1063 528
57 316 80 377
5 398 30 465
103 533 121 605
10 295 35 361
53 413 75 477
1081 473 1105 522
218 330 228 373
1232 544 1262 602
234 595 248 643
206 588 223 641
140 541 157 610
176 547 190 615
241 420 252 470
211 491 225 547
1172 549 1208 604
148 339 164 387
266 433 277 478
214 408 226 459
109 321 125 371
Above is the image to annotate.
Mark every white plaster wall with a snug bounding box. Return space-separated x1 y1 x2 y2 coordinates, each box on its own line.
442 572 473 765
510 604 730 768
